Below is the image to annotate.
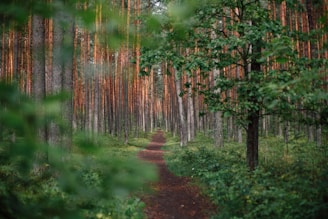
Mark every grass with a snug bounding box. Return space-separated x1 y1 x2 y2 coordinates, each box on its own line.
163 132 328 219
69 131 157 219
0 129 157 219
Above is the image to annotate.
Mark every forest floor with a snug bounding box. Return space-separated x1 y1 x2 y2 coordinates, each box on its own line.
138 130 217 219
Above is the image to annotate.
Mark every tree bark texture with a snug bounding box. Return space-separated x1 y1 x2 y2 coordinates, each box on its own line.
175 70 188 146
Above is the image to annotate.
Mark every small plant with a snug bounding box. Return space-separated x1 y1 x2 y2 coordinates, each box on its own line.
164 133 328 219
0 82 156 218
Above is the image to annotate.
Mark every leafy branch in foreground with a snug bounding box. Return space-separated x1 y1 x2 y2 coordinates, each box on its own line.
0 81 156 219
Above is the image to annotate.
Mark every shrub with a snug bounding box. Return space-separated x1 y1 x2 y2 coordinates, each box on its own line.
165 133 328 219
0 82 156 219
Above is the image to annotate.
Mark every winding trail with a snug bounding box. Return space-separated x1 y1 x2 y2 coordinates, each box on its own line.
138 130 216 219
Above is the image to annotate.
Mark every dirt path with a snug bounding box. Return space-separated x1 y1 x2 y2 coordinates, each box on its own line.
138 130 217 219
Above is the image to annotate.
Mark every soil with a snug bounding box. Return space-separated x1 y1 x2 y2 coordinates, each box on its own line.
138 130 217 219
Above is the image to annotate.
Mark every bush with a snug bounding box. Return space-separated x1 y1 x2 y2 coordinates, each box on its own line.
165 133 328 219
0 82 156 219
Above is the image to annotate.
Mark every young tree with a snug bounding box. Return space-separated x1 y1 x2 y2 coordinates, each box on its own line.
196 0 327 170
141 0 328 170
196 0 268 170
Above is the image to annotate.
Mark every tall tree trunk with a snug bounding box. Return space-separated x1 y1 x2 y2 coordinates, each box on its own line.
50 9 64 151
150 69 154 132
32 15 46 141
62 16 74 153
187 85 195 141
210 21 224 147
174 69 187 146
246 109 260 171
72 24 79 130
32 14 47 171
1 31 5 79
305 0 322 146
213 69 224 147
93 4 99 134
246 41 261 170
50 6 74 155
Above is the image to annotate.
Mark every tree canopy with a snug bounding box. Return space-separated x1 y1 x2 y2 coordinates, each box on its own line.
140 0 328 170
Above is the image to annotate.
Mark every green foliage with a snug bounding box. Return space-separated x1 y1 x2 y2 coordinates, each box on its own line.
165 133 328 219
0 0 127 49
0 82 156 218
0 0 52 30
140 0 328 132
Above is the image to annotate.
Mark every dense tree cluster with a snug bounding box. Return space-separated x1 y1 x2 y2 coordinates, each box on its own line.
0 0 327 217
141 0 328 169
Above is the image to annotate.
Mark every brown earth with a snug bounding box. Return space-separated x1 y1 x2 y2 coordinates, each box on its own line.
138 130 217 219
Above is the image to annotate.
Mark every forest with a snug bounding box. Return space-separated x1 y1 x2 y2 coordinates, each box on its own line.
0 0 327 218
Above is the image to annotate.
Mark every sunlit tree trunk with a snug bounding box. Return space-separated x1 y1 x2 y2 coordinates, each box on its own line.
134 0 141 136
7 30 14 82
143 75 149 132
150 68 154 132
174 69 188 146
209 20 224 147
124 0 131 143
163 67 169 131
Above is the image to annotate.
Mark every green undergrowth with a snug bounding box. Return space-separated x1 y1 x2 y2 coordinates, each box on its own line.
70 132 157 219
0 82 157 219
1 131 157 219
163 132 328 219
